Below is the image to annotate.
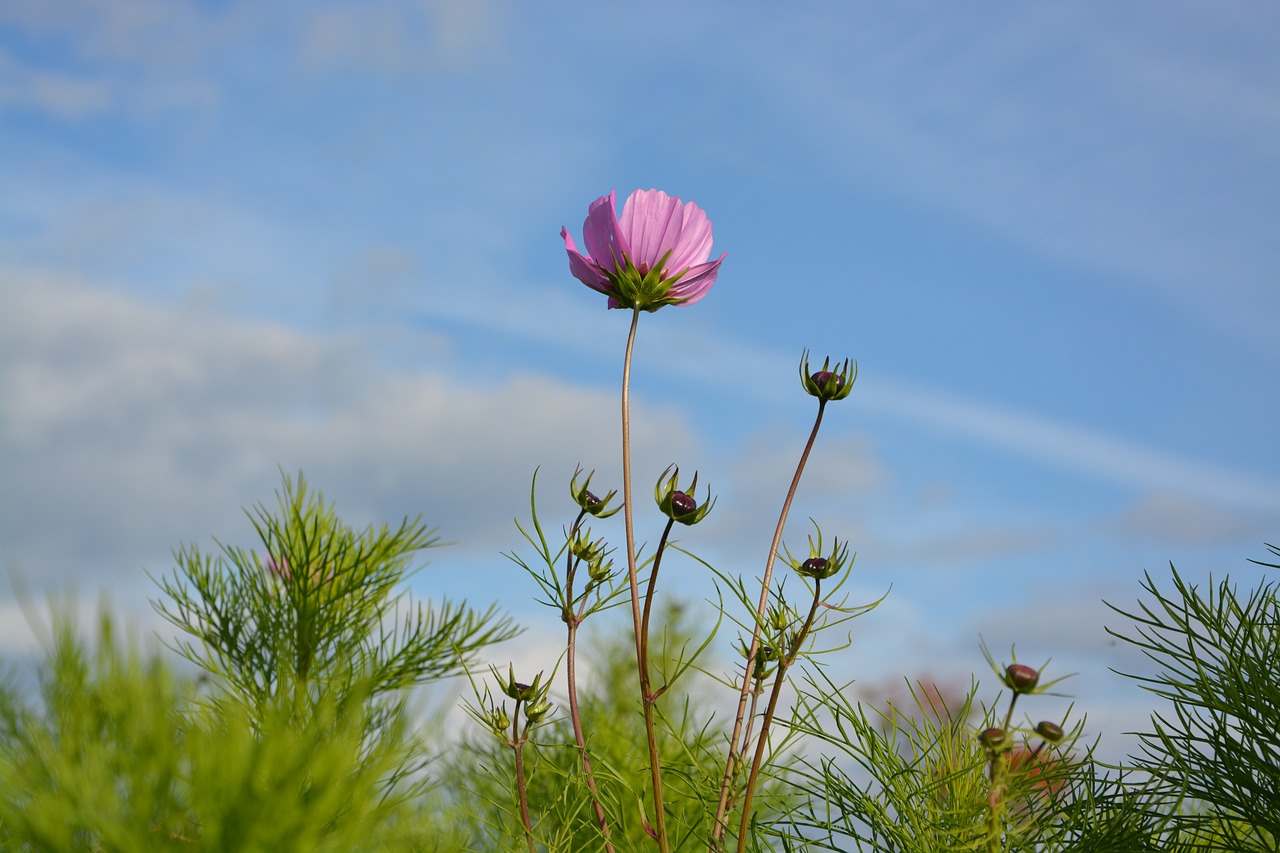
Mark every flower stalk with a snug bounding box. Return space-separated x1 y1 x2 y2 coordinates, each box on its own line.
710 399 829 849
620 307 671 852
735 577 826 852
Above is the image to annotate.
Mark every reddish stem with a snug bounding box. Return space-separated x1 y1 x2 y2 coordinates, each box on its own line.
711 402 827 850
620 308 670 852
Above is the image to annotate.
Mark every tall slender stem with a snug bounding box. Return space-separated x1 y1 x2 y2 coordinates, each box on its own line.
620 307 669 852
710 401 827 850
563 521 615 852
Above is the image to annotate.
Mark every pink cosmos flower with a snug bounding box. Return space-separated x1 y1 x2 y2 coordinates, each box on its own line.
561 189 725 311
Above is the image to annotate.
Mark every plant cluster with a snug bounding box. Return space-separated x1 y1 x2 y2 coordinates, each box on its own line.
1 189 1276 852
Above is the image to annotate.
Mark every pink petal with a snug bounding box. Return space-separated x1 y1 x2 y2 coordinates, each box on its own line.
665 253 725 305
668 202 714 270
581 191 629 273
618 189 680 270
562 226 610 292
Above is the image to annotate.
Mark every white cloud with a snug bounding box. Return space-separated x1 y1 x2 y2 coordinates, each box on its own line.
1107 492 1277 546
0 50 113 119
299 0 502 75
0 270 699 594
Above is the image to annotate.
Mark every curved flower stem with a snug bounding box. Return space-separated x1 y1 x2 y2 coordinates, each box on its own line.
710 401 828 850
735 579 823 852
620 307 670 852
641 518 677 676
564 516 616 852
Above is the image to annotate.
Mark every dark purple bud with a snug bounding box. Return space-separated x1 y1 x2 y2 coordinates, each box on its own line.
670 491 697 517
811 370 844 392
802 557 828 575
1035 720 1064 743
1006 663 1040 693
583 489 601 507
979 727 1009 750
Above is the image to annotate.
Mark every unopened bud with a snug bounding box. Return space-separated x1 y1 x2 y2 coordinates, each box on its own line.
654 465 715 525
979 727 1010 751
670 491 697 517
570 467 621 518
489 707 510 734
810 371 843 392
587 556 613 584
1006 663 1040 694
799 351 856 402
1035 720 1064 743
525 700 553 723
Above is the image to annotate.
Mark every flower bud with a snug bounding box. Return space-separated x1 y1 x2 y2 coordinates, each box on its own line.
1005 663 1040 694
654 465 715 526
784 528 852 581
768 603 796 633
571 467 621 518
496 664 545 703
1035 720 1064 743
799 350 856 402
811 370 843 393
669 491 697 517
489 706 510 735
979 727 1011 752
569 529 606 564
587 555 614 584
524 699 553 723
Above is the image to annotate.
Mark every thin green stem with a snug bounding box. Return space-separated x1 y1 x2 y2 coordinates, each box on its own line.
735 579 824 852
1001 692 1020 733
620 307 669 852
985 750 1007 853
711 401 828 850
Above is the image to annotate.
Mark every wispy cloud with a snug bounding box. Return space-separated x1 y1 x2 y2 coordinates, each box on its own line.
732 4 1280 354
861 378 1280 513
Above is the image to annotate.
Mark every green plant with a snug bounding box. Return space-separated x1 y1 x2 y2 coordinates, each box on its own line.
1106 544 1280 851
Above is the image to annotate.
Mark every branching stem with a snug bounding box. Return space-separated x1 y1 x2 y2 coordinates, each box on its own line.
711 401 828 850
735 578 824 852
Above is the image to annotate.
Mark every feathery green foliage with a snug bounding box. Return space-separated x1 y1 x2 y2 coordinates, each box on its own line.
448 603 795 852
0 610 460 852
1106 544 1280 851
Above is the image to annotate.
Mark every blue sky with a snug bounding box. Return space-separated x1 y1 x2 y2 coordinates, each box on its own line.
2 1 1278 751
